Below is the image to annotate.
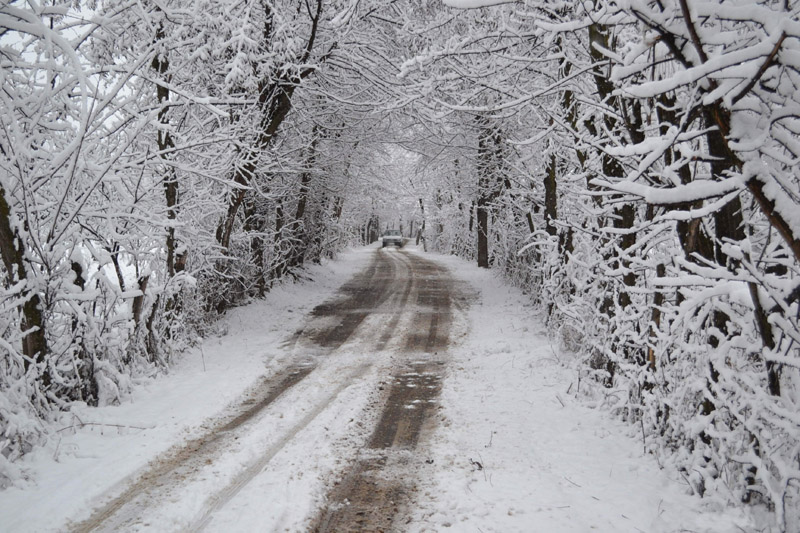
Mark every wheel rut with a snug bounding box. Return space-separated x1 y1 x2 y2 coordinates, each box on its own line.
70 249 411 533
70 362 318 533
313 253 455 533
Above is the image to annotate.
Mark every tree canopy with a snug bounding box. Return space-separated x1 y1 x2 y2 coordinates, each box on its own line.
1 1 799 525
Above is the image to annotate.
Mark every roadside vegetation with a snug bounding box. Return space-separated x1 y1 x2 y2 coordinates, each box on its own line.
1 1 798 527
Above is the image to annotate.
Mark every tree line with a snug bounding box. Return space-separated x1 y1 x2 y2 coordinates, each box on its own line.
0 0 401 485
399 0 799 526
2 1 799 527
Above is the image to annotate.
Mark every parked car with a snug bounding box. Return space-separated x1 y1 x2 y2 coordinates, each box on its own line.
381 229 403 248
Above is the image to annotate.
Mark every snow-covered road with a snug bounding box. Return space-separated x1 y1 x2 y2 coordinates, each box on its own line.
0 245 757 532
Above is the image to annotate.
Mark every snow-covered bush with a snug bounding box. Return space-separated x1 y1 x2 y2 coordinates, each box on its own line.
401 1 800 528
0 0 362 484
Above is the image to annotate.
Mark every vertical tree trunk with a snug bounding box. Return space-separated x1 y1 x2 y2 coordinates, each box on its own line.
543 153 557 237
435 189 445 243
132 274 149 328
589 23 638 316
468 200 475 234
110 243 127 291
287 126 320 270
243 198 267 296
215 1 323 252
152 18 179 278
648 263 666 371
656 95 716 267
416 199 426 249
333 197 343 220
702 105 782 397
0 186 49 385
748 281 780 396
476 199 490 268
614 204 637 309
476 122 504 269
272 198 285 280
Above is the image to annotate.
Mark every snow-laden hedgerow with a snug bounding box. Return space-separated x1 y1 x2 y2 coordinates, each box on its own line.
403 1 800 528
0 0 369 487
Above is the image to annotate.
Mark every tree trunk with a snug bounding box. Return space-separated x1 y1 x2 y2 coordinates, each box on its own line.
152 18 179 278
272 198 285 280
287 126 320 270
216 1 324 251
243 198 267 296
416 199 426 248
0 186 49 384
543 153 557 237
132 274 149 328
614 203 637 309
476 199 489 268
656 94 715 266
333 197 343 220
589 23 638 316
647 263 666 371
748 281 780 396
476 121 505 269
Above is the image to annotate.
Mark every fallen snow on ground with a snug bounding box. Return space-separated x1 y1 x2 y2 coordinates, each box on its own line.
0 248 368 533
408 249 760 533
0 245 763 532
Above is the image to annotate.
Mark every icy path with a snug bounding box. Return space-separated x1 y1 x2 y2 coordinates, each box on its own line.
0 245 757 532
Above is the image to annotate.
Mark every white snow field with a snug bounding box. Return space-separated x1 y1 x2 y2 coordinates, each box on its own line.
0 245 761 532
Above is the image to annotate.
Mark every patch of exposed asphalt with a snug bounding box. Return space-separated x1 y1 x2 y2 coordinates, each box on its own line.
71 249 461 533
70 250 401 533
309 251 397 349
312 252 456 533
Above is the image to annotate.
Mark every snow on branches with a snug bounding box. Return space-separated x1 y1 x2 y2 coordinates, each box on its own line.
399 0 800 527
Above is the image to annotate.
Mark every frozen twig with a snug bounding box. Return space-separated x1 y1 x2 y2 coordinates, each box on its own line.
57 422 153 433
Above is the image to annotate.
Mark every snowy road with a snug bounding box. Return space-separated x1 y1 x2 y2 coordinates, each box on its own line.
71 247 465 532
1 246 757 532
313 252 457 531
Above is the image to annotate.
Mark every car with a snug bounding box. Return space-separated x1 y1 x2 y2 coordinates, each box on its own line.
381 229 403 248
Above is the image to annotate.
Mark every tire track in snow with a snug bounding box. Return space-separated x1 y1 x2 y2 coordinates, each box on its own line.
70 248 423 532
191 250 420 531
312 252 456 532
189 363 372 532
69 363 317 533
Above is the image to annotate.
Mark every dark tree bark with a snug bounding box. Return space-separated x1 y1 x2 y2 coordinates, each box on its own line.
0 186 49 385
468 200 475 234
589 24 638 314
132 274 149 328
243 198 267 296
702 104 782 397
152 18 179 278
476 122 505 269
216 0 324 251
749 281 780 396
476 200 490 268
272 198 286 280
656 94 716 266
286 125 321 270
543 153 557 237
647 263 666 371
333 197 343 221
103 241 127 293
